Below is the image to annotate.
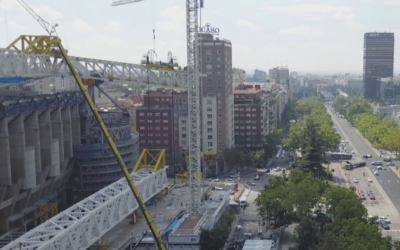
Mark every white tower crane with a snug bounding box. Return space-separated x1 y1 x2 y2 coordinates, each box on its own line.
112 0 202 215
17 0 59 36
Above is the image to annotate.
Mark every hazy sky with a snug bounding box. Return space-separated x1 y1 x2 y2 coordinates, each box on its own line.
0 0 399 74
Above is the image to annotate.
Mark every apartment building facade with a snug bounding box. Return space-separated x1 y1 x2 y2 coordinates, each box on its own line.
199 34 234 153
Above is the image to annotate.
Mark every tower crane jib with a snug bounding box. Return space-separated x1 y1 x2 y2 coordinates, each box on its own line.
17 0 58 36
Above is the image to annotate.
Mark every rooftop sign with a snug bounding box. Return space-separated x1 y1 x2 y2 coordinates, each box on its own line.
199 23 220 35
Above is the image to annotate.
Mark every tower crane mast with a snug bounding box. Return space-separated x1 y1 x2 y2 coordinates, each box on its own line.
112 0 202 215
17 0 58 36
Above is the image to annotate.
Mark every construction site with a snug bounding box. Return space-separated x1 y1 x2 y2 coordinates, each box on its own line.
0 0 234 250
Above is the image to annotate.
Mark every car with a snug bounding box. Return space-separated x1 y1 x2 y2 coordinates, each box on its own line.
367 190 373 195
353 178 359 183
254 175 259 180
369 194 375 200
265 169 271 173
367 154 372 158
362 155 369 159
358 189 364 195
229 190 236 195
380 222 390 230
226 179 234 183
378 216 390 224
274 167 282 172
374 171 379 175
359 194 366 200
367 177 373 182
386 162 395 166
377 165 382 170
249 182 256 186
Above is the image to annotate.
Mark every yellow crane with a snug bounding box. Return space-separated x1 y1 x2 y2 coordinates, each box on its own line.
175 148 216 184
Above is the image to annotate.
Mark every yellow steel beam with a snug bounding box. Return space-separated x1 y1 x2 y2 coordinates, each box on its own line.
50 37 166 250
6 35 61 56
133 149 165 172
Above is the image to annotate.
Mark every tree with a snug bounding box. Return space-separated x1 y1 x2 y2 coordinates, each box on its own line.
325 186 367 221
295 218 319 250
264 127 283 160
223 147 244 172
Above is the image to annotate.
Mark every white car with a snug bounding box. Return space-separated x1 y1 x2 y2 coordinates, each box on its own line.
374 171 379 175
274 167 282 172
379 216 390 224
367 177 373 182
353 178 359 183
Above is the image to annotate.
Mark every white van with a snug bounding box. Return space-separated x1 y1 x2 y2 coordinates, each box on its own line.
239 197 247 207
372 161 382 166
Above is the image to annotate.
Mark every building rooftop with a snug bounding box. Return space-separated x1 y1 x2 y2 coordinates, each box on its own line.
177 215 203 231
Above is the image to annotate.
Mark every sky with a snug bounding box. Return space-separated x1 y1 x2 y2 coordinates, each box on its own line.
0 0 400 75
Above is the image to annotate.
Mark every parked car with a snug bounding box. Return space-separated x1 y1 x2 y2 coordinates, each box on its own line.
386 162 395 166
378 216 390 224
254 175 259 180
249 182 256 186
374 171 379 175
274 167 282 172
357 189 364 195
367 190 373 195
363 155 369 159
380 222 390 230
359 194 366 200
369 194 375 200
367 154 372 158
367 177 373 182
353 178 359 183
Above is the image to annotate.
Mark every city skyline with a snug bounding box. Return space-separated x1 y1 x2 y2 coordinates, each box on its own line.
0 0 400 73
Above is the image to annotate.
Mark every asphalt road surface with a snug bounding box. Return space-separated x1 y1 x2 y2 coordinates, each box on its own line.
327 104 400 237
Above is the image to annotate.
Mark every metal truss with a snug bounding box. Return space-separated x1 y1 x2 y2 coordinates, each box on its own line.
0 49 187 89
0 91 83 118
186 0 201 215
2 167 169 250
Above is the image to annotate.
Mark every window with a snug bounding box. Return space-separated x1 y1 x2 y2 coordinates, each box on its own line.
164 126 168 130
207 107 212 112
206 64 212 69
217 71 222 76
207 93 213 97
163 120 168 123
208 142 213 146
217 64 221 69
207 78 212 83
207 128 212 133
156 140 161 144
218 87 222 91
182 134 187 138
217 79 222 84
148 133 153 137
175 99 180 103
155 133 161 137
182 127 187 131
155 126 161 130
163 112 168 116
139 119 145 123
182 99 187 104
208 135 213 139
164 140 168 144
139 126 145 130
181 120 187 125
154 98 159 101
217 50 221 54
207 121 212 125
217 57 221 62
155 120 160 123
139 113 144 116
181 140 187 145
163 133 168 136
207 100 213 105
207 86 213 91
155 113 160 116
206 57 211 62
147 113 152 116
206 50 212 55
207 114 212 118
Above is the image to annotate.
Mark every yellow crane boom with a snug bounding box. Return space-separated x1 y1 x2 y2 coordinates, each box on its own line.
54 39 166 250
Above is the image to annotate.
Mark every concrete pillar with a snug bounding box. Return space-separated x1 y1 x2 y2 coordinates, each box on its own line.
0 118 11 185
22 147 36 189
49 139 60 177
24 112 42 173
62 106 73 158
8 115 26 183
70 105 81 145
51 108 64 163
39 110 52 173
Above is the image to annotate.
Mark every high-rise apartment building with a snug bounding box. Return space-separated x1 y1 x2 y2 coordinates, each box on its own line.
136 89 188 175
253 69 267 82
363 32 395 100
199 34 234 153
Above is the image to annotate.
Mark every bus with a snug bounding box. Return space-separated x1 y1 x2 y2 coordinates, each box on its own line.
328 152 352 161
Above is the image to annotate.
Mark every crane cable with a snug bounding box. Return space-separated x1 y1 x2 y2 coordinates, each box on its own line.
152 0 156 52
